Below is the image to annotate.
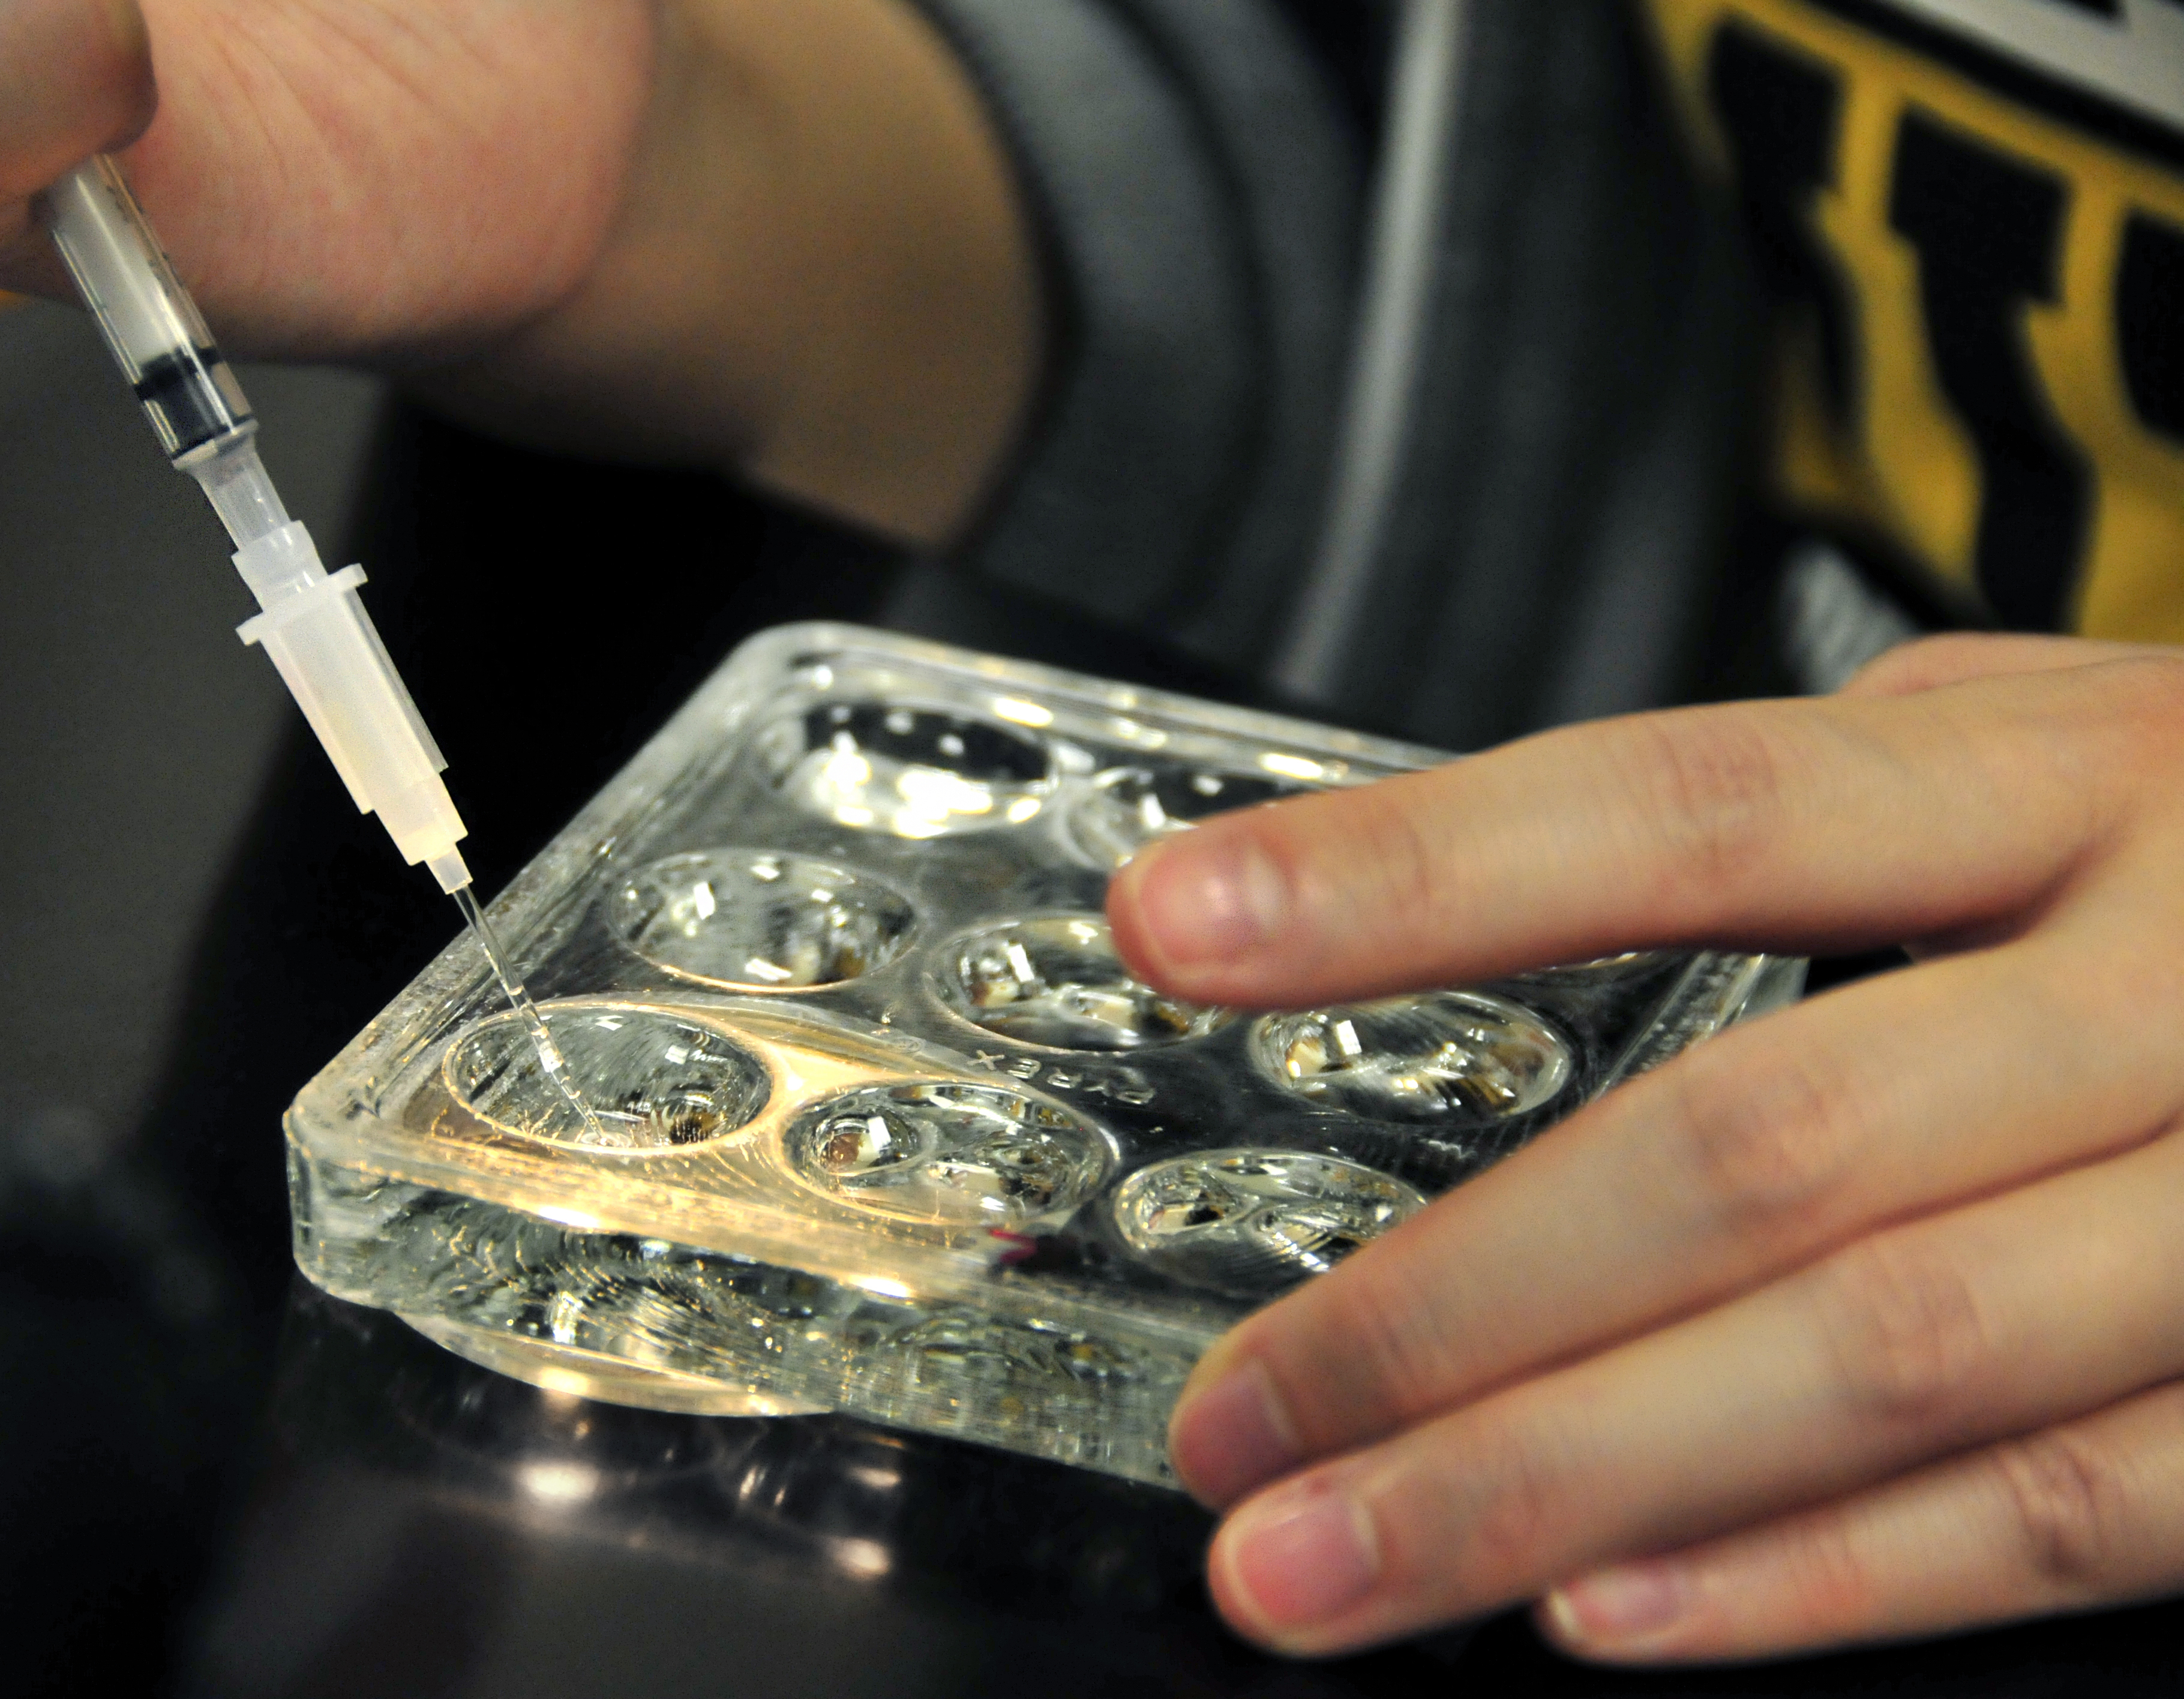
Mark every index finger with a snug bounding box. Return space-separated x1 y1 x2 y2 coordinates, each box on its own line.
1106 662 2161 1008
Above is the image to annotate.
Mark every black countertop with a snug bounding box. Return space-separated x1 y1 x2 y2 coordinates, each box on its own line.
162 1285 2184 1699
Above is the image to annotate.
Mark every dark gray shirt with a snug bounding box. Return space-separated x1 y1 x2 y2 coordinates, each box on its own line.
904 0 1766 751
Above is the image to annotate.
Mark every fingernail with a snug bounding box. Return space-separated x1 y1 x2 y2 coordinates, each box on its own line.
1169 1358 1301 1505
1544 1563 1689 1648
1132 836 1287 968
1221 1484 1380 1635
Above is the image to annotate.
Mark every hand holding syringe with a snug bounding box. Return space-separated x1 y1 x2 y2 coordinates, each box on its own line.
40 154 592 1116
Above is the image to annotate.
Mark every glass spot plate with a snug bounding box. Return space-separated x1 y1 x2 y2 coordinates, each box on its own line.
286 624 1805 1485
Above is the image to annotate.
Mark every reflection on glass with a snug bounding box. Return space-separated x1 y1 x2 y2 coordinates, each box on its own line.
784 1080 1112 1227
1069 763 1304 867
1250 991 1571 1123
445 1004 772 1151
938 915 1229 1050
1111 1149 1424 1294
769 701 1053 838
516 1458 601 1503
608 849 914 990
874 1310 1151 1388
1508 950 1670 984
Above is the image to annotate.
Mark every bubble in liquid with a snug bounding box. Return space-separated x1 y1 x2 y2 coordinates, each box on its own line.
938 915 1229 1050
446 1004 772 1152
1069 764 1305 867
1251 991 1571 1122
768 701 1054 838
784 1081 1112 1227
608 850 914 990
1112 1149 1425 1294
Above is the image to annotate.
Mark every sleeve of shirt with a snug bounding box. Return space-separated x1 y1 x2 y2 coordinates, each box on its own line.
901 0 1366 677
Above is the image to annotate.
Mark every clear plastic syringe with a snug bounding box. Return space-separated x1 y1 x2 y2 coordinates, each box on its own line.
41 155 599 1123
42 154 476 894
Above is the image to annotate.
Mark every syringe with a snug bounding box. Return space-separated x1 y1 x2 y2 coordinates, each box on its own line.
41 154 475 894
41 155 599 1127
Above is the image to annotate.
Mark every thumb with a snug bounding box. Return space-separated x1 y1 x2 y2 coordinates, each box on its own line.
1 0 155 203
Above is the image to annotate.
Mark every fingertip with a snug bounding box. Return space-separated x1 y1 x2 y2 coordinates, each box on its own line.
1206 1482 1380 1655
1205 1511 1282 1647
1102 840 1171 983
1535 1587 1593 1655
1103 823 1291 999
1168 1354 1303 1508
1535 1563 1698 1664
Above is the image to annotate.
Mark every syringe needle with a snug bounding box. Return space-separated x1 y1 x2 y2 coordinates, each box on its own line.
451 887 608 1142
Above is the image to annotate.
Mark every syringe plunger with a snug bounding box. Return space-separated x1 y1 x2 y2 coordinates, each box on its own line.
42 157 254 464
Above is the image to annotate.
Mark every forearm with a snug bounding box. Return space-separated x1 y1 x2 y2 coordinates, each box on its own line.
413 0 1044 546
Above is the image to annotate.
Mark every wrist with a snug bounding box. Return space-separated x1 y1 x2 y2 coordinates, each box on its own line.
419 0 1042 546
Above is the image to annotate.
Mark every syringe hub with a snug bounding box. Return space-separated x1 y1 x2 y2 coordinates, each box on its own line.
233 516 472 888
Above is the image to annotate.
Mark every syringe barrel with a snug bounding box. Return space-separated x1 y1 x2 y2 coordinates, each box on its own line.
41 156 254 463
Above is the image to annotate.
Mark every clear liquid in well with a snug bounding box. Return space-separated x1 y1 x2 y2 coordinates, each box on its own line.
785 1080 1112 1226
768 701 1053 838
609 850 914 990
1070 764 1305 867
1112 1149 1424 1294
940 915 1228 1050
1252 991 1571 1122
446 1004 772 1151
452 884 608 1141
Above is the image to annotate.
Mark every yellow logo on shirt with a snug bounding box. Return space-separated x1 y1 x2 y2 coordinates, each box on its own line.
1646 0 2184 643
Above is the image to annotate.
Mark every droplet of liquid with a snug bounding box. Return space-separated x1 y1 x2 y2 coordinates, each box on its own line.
1111 1149 1424 1294
445 1004 772 1151
609 850 914 990
938 915 1228 1050
784 1080 1112 1226
1250 992 1571 1122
